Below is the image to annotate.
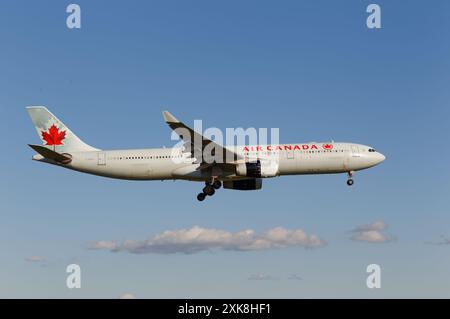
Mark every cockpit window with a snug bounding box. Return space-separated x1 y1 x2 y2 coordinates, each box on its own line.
368 148 376 152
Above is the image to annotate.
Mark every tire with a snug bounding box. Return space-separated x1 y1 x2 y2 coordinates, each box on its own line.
197 193 206 201
203 185 215 196
213 180 222 189
347 179 354 186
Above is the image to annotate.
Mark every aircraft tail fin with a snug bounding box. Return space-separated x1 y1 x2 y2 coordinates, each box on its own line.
26 106 99 152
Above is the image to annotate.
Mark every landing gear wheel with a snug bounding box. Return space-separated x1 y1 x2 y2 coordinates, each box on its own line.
347 179 354 186
203 185 215 196
212 180 222 189
197 193 206 201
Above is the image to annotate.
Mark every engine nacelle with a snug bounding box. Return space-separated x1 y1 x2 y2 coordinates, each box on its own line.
223 178 262 191
236 161 260 178
235 160 278 178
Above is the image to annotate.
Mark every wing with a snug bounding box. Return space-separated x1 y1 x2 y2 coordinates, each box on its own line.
162 111 242 166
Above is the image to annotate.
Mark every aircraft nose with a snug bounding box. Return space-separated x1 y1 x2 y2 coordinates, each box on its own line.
377 152 386 163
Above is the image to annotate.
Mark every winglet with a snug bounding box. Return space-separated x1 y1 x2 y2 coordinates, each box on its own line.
162 111 180 123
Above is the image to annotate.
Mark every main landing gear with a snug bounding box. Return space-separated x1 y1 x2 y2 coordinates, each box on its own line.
347 171 354 186
197 180 222 201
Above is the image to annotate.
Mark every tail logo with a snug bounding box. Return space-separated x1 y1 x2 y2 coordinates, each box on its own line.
41 125 66 145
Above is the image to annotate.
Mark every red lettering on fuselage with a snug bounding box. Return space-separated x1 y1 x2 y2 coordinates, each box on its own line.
242 144 331 152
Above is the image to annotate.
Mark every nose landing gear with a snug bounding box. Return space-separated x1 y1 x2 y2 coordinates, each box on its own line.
197 179 222 201
347 171 354 186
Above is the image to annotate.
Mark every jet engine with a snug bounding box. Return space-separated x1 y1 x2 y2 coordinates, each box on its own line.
223 178 262 191
235 160 278 178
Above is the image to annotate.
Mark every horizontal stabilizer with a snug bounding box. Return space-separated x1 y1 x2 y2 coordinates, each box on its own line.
28 144 72 164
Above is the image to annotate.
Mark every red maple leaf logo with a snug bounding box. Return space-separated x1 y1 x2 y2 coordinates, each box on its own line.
41 125 66 145
323 143 333 150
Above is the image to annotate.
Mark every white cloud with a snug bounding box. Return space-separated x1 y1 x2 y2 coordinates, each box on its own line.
119 293 137 299
350 221 393 243
351 230 388 243
25 256 44 262
353 220 386 232
248 273 279 280
425 236 450 245
88 240 118 250
89 226 325 254
287 274 302 281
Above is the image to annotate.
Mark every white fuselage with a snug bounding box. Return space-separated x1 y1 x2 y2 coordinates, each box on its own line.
34 142 385 182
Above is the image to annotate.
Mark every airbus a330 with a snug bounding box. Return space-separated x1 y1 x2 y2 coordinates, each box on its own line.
27 107 385 201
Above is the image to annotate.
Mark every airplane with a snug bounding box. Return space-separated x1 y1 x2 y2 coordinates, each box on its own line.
26 106 385 201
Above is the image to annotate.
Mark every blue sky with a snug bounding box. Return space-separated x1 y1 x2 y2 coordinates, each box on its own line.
1 0 450 298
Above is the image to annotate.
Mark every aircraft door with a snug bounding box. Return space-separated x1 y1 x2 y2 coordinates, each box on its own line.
283 149 296 174
351 145 360 157
98 152 106 166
